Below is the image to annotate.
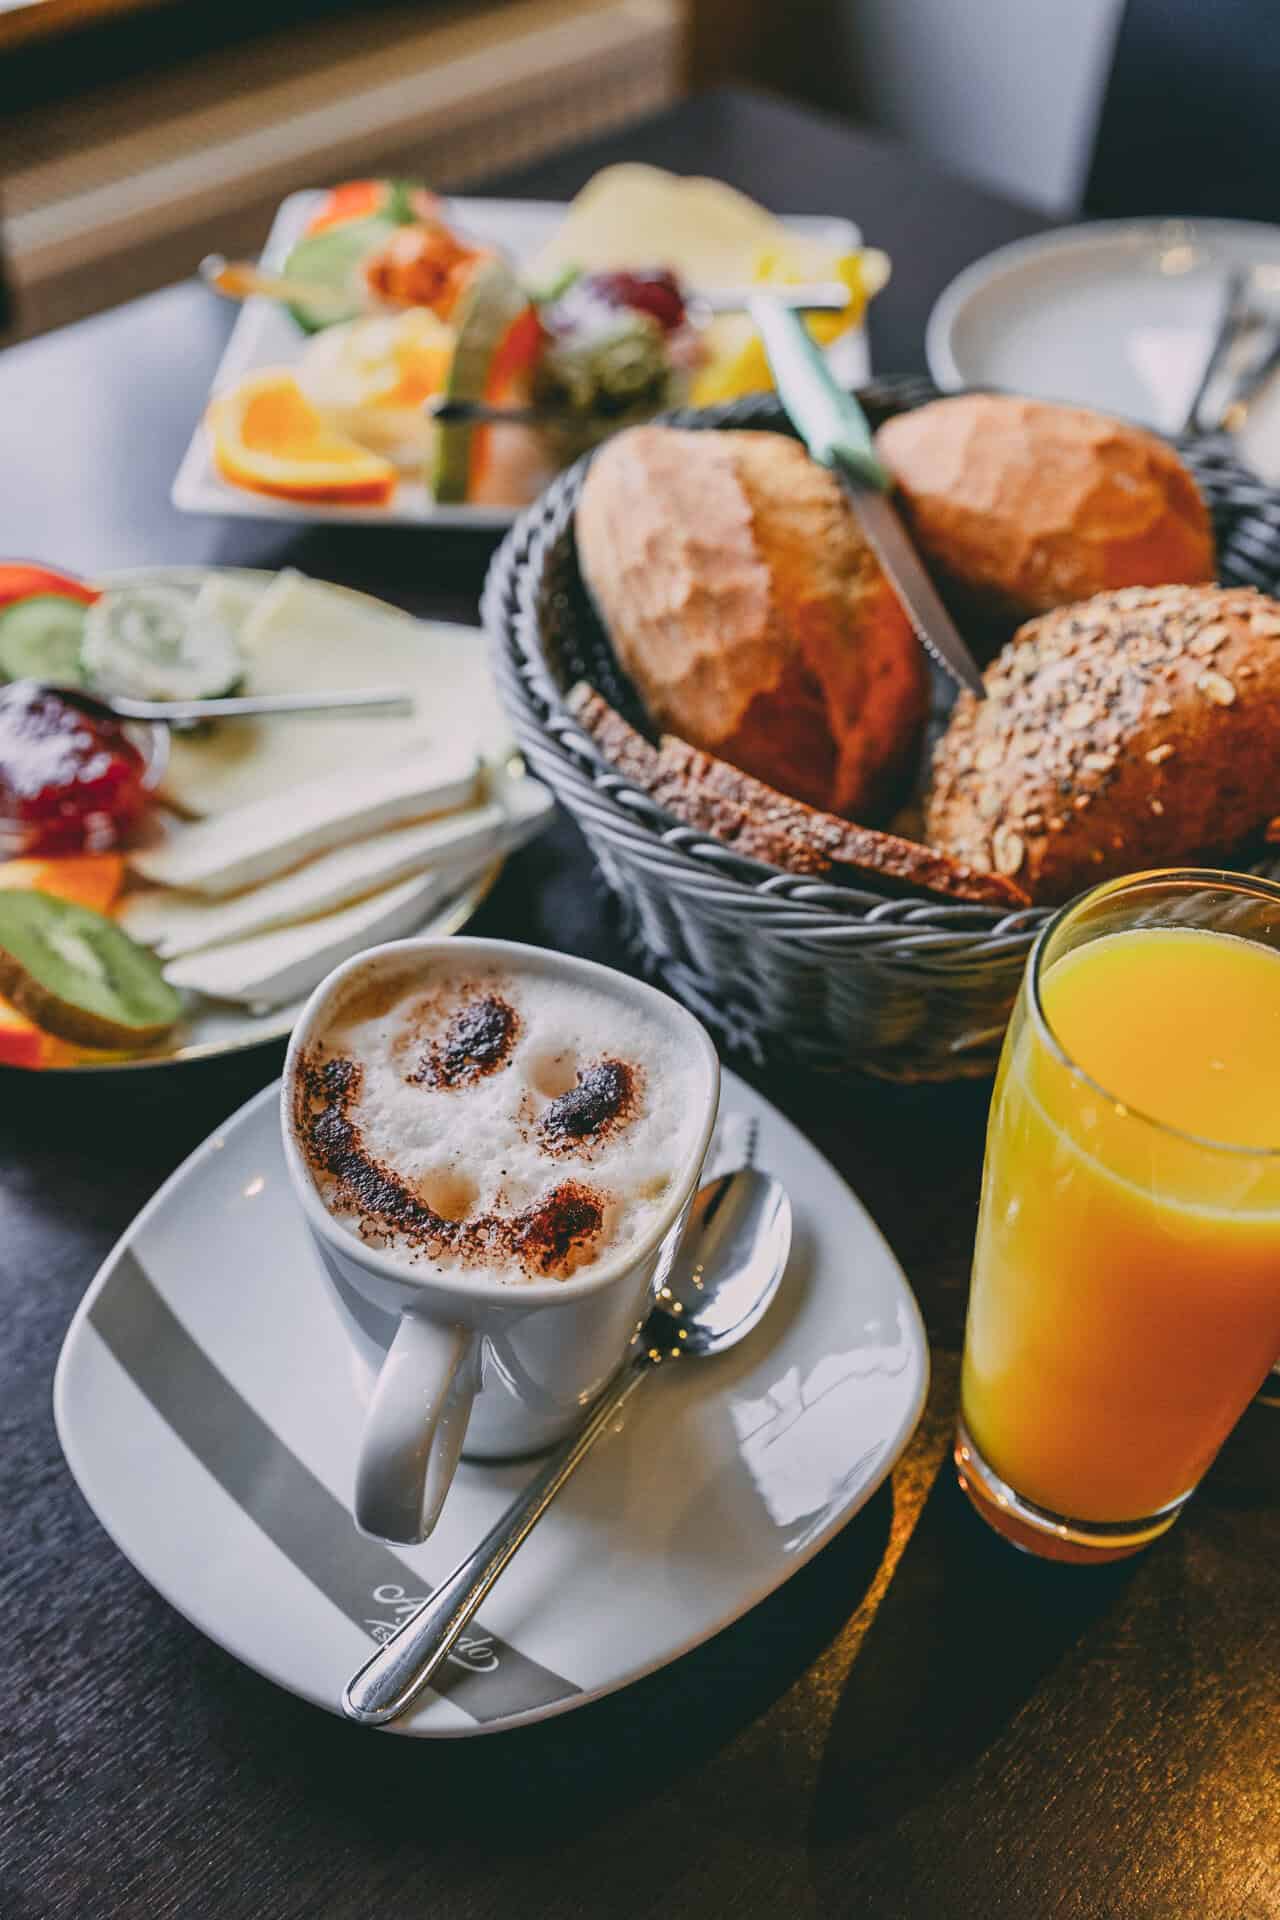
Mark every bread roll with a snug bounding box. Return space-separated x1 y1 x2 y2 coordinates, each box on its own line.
926 584 1280 903
874 395 1214 622
575 426 927 817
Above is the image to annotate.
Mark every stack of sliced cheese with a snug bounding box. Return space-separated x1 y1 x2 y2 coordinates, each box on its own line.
118 570 552 1012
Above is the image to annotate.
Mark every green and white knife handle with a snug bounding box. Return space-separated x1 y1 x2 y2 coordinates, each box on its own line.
747 294 891 491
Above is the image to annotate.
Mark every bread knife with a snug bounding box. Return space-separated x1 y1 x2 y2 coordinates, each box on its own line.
748 293 986 699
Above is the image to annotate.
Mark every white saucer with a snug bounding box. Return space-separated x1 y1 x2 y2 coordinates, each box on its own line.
54 1072 927 1737
927 216 1280 452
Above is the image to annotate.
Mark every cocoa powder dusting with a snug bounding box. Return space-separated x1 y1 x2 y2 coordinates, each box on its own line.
539 1059 637 1151
295 1048 604 1279
409 992 519 1089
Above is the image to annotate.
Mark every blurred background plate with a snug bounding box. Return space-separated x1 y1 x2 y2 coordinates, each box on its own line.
926 217 1280 459
172 191 868 528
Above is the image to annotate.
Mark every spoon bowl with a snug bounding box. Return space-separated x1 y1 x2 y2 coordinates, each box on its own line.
645 1169 792 1359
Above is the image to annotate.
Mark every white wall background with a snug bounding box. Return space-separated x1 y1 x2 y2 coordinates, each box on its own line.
832 0 1128 215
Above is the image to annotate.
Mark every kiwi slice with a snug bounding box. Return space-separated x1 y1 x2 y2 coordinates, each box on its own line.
0 891 181 1050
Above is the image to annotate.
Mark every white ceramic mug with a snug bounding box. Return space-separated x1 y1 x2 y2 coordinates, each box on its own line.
281 936 720 1544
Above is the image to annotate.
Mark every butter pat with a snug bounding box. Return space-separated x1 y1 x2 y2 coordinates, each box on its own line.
129 750 480 897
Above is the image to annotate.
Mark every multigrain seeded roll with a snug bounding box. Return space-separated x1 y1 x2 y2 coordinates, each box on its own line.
874 395 1215 623
575 425 928 818
926 584 1280 904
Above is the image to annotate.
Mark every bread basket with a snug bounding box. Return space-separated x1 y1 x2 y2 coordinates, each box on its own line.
482 380 1280 1080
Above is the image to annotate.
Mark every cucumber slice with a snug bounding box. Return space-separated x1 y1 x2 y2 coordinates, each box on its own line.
81 584 243 702
0 595 87 684
0 890 181 1050
429 258 532 504
282 215 401 332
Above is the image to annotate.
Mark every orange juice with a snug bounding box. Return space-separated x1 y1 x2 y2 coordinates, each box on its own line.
962 920 1280 1542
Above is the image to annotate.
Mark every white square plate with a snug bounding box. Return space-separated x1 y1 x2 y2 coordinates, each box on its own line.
173 192 868 529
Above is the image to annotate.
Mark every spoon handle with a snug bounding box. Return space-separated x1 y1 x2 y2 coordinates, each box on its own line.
342 1360 650 1726
109 687 415 722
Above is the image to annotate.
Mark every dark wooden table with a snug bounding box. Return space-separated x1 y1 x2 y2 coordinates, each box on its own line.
2 87 1276 1920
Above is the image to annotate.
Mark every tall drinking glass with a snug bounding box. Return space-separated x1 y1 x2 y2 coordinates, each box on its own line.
957 870 1280 1563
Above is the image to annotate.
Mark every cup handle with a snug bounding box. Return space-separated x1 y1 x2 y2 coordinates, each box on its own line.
353 1313 477 1544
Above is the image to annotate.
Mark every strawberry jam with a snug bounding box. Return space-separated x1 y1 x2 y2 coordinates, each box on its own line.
0 682 154 855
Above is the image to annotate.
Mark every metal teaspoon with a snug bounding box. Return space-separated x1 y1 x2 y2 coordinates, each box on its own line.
342 1166 793 1727
30 681 415 725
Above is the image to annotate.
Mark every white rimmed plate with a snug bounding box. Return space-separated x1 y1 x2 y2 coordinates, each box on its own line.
53 1071 928 1736
926 216 1280 448
27 566 509 1074
172 191 869 528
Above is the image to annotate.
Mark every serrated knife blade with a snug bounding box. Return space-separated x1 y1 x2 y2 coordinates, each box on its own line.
748 293 986 699
834 478 986 697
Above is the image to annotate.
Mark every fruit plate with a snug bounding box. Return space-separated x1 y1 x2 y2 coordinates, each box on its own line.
172 192 869 530
10 567 507 1074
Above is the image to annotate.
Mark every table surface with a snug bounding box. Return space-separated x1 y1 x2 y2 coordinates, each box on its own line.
3 86 1277 1920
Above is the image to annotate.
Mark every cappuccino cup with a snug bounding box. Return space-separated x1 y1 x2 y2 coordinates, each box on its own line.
281 936 719 1543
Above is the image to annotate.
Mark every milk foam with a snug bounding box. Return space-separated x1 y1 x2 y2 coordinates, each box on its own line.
298 959 707 1283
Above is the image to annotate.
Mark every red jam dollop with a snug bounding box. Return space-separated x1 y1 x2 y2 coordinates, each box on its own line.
544 269 688 338
0 682 151 855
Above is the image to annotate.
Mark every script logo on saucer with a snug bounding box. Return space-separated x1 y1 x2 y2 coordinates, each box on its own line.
364 1583 501 1672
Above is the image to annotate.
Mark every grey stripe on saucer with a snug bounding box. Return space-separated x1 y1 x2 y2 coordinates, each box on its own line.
88 1249 578 1726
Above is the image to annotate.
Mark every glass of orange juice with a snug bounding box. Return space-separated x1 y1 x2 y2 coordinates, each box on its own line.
957 869 1280 1563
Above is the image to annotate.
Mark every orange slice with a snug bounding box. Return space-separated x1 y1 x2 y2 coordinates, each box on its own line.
0 853 124 914
207 370 398 505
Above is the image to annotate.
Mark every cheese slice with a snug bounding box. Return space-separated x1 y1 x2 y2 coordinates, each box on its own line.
120 808 496 955
120 778 553 957
130 750 480 897
160 571 512 818
531 163 838 287
162 867 483 1011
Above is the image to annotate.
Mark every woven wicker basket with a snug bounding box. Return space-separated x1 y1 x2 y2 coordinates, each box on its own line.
482 381 1280 1080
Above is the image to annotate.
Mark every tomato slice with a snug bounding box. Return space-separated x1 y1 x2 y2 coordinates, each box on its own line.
0 994 45 1069
0 563 98 611
484 304 545 403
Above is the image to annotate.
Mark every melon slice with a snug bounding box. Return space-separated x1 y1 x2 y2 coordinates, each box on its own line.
429 259 537 504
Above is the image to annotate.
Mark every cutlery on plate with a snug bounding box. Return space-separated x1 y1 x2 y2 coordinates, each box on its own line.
35 682 415 725
426 398 572 428
748 293 986 699
200 253 393 321
200 253 854 321
689 283 853 316
1180 268 1252 435
342 1164 793 1727
1218 324 1280 433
